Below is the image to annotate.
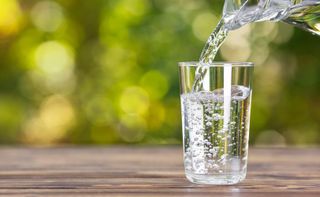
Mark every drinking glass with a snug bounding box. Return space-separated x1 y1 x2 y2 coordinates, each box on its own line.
179 62 254 185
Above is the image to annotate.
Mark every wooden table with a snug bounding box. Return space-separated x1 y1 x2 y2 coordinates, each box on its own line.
0 147 319 196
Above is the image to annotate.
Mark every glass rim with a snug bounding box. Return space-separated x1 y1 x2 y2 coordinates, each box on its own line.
178 61 254 67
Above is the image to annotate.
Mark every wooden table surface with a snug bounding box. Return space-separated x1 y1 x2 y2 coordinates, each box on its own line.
0 147 319 197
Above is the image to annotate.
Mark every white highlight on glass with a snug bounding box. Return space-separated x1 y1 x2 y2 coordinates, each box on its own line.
223 64 232 130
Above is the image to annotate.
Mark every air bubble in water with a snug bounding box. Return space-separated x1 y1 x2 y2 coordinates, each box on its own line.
181 86 251 179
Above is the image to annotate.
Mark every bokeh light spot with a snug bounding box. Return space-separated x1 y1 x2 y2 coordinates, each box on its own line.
0 0 22 37
120 86 150 115
39 95 75 128
252 22 278 40
192 12 218 41
31 0 64 32
120 0 150 17
140 70 169 100
23 95 75 144
250 40 270 65
272 23 294 44
220 25 252 61
35 41 74 75
32 41 76 92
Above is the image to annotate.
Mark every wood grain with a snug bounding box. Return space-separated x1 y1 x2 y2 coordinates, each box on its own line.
0 147 319 196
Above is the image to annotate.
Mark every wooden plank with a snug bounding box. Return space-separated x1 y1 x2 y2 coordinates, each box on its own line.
0 147 319 196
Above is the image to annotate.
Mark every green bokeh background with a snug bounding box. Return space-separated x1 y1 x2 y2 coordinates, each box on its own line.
0 0 319 145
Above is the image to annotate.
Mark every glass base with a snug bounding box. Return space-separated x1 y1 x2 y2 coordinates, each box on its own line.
185 171 246 185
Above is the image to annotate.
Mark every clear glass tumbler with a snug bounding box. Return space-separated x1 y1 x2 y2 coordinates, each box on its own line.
178 62 254 185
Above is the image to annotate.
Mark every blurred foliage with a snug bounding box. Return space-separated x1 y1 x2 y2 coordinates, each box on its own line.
0 0 319 145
